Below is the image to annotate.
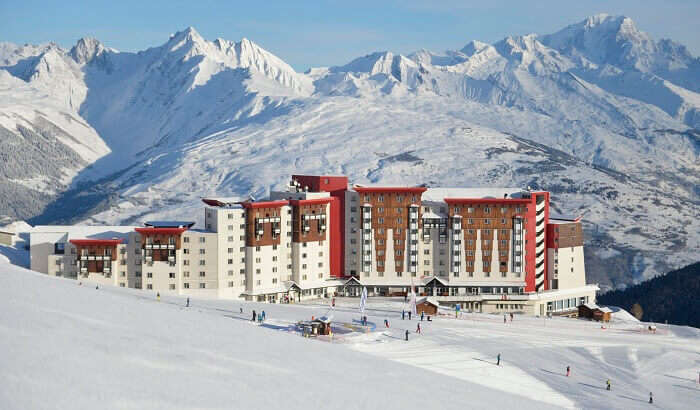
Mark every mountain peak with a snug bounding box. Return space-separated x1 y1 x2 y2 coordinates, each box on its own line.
167 27 206 51
70 37 106 64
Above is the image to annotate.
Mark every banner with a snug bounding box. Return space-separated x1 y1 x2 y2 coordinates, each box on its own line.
409 279 417 315
359 286 368 314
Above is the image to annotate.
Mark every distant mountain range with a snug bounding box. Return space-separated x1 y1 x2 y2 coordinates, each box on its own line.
0 14 698 289
599 262 700 328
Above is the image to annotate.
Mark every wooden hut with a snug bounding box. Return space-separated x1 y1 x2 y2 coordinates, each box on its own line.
578 303 611 322
416 297 439 316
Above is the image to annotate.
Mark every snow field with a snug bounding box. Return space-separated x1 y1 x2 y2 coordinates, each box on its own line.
2 258 699 409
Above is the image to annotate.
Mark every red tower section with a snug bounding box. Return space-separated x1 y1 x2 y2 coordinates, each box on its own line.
291 175 349 278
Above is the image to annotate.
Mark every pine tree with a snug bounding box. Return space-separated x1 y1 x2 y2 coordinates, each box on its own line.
630 303 644 320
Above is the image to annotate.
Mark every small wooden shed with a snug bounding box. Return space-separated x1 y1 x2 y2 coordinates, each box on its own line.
0 229 15 246
416 297 439 316
578 303 611 322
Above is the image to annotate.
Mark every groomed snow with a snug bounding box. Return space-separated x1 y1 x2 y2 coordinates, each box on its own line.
1 259 698 409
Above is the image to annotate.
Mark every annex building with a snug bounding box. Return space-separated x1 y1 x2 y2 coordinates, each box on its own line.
29 175 597 316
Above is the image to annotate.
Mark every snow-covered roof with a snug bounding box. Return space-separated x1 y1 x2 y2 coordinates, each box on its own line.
30 226 136 242
144 221 195 228
583 303 599 310
422 187 525 202
421 211 445 219
416 296 439 307
598 307 613 313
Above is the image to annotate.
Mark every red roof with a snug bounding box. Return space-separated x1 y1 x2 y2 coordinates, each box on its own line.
444 198 531 205
134 227 188 235
69 239 123 246
353 186 428 194
239 200 289 209
288 198 333 206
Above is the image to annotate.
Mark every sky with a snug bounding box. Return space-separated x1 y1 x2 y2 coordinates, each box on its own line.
1 0 699 71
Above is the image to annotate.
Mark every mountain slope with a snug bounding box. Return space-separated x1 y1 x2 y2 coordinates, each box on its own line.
598 262 700 328
1 18 698 288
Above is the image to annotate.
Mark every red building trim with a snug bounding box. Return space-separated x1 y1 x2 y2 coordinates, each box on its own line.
134 227 188 235
288 198 333 206
239 200 289 209
69 239 124 246
354 186 428 194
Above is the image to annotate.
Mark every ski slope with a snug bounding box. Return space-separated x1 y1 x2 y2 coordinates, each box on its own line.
0 258 698 409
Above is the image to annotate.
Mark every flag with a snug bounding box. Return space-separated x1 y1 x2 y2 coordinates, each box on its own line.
409 279 417 316
359 286 368 314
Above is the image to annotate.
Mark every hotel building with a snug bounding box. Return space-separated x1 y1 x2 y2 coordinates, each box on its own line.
29 174 597 315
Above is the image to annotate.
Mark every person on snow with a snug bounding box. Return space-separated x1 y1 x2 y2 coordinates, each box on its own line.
497 353 501 366
421 311 425 321
186 297 190 307
416 323 421 334
384 319 389 328
402 310 405 320
261 311 266 321
566 365 570 377
408 311 412 320
95 285 99 290
405 329 409 341
156 292 160 301
252 310 256 322
649 392 653 404
606 379 611 391
510 312 514 322
504 314 507 323
240 307 243 314
332 297 335 307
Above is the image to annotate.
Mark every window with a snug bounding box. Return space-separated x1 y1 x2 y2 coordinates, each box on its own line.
255 246 261 252
302 264 307 269
228 270 233 276
199 283 206 289
199 249 205 254
184 237 190 243
318 262 323 267
169 272 175 279
256 268 261 274
484 207 491 213
318 273 323 279
54 243 65 255
169 284 176 290
424 260 430 266
484 219 491 225
199 260 206 266
199 237 205 243
147 284 153 290
147 272 153 278
228 259 233 265
423 249 430 255
183 248 190 254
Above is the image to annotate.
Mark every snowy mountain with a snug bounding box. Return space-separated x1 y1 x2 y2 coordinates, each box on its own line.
0 16 698 289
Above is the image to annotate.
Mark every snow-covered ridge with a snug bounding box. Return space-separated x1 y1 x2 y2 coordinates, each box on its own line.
0 16 698 288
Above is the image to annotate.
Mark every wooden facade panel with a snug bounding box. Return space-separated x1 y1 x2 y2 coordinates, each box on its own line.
293 204 328 243
246 207 282 247
358 190 424 273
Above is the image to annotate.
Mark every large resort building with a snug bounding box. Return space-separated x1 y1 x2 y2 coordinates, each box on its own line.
29 175 597 316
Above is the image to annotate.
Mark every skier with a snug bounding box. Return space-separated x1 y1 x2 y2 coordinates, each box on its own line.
416 323 421 334
504 314 507 323
510 312 514 322
261 311 266 321
186 297 190 307
402 310 405 320
252 310 256 322
606 379 611 391
566 365 570 377
497 353 501 366
384 319 389 328
408 311 412 320
156 292 160 301
95 285 99 290
332 297 335 307
649 392 653 404
421 311 425 321
240 307 243 314
405 329 409 341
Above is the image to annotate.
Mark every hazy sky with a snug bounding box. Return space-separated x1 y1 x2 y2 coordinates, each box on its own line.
1 0 698 71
